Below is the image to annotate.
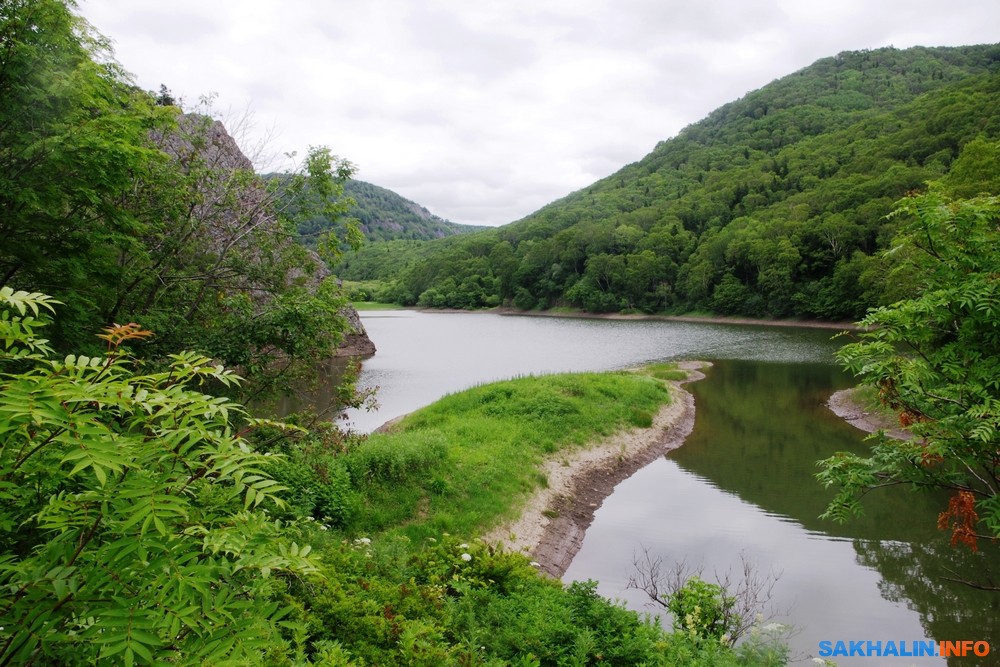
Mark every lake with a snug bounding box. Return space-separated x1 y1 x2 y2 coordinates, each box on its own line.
337 310 998 665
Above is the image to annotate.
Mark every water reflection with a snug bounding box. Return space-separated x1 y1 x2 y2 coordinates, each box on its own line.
853 539 1000 656
566 359 999 665
673 360 945 542
562 459 935 665
345 311 841 432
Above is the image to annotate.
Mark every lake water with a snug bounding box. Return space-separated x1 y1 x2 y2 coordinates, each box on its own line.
339 310 998 665
344 310 843 433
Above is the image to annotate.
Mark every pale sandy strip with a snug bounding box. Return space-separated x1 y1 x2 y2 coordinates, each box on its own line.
480 364 701 555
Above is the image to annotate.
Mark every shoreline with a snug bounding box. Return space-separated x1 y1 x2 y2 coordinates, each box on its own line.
826 387 911 440
398 305 860 332
480 374 905 579
481 361 709 577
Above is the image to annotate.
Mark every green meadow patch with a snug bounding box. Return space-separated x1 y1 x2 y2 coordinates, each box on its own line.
351 300 405 310
343 369 672 541
644 362 690 382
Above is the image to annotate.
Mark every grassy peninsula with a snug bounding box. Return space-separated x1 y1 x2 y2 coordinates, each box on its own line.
260 363 789 665
276 370 672 541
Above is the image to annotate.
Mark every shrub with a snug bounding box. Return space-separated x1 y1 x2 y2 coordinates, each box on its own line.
0 289 318 665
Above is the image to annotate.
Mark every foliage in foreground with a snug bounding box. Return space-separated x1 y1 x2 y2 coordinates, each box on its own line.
819 193 1000 556
0 289 319 665
288 533 787 667
1 295 785 665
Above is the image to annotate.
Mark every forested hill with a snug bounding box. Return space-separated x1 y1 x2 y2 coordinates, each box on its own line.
359 44 1000 320
289 177 484 246
344 180 485 240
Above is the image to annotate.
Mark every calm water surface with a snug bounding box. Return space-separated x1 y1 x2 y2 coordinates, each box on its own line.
565 360 999 665
344 310 839 433
341 311 998 665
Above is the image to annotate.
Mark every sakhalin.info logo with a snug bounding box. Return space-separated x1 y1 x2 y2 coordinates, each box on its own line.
817 640 991 659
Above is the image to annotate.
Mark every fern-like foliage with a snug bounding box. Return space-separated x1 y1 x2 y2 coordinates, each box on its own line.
0 291 318 665
818 194 1000 552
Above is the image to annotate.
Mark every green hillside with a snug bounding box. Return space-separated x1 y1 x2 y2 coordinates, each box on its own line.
344 179 485 240
363 45 1000 319
287 176 484 250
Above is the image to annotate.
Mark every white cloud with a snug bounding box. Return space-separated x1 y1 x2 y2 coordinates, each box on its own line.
78 0 1000 226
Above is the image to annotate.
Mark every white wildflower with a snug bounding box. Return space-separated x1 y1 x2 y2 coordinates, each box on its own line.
458 543 469 549
762 622 785 633
460 553 472 562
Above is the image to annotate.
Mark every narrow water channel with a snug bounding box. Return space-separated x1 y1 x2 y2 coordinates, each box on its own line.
563 359 1000 665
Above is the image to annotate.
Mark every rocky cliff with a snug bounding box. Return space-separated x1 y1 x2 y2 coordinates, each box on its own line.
336 306 377 357
155 114 376 359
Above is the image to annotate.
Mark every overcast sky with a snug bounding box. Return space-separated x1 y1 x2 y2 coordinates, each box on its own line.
78 1 999 227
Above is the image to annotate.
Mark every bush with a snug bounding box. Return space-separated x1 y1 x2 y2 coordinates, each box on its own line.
295 535 731 666
0 289 318 665
268 455 359 527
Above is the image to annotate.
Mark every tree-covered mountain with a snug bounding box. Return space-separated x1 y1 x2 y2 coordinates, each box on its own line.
287 176 484 250
359 44 1000 320
344 179 485 240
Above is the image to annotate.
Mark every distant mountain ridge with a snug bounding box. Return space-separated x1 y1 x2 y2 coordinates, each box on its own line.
343 180 485 241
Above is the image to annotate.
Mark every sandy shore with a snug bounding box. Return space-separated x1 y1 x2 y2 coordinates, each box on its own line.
481 361 709 577
479 376 902 579
826 387 911 440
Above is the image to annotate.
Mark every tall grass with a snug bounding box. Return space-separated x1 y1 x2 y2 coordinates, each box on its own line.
341 370 672 541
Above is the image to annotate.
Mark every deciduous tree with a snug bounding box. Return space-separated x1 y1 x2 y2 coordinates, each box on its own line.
818 193 1000 559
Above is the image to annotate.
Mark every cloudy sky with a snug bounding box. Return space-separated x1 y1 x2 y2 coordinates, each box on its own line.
78 1 999 227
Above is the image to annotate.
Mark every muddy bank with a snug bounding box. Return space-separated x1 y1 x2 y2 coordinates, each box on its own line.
482 361 709 577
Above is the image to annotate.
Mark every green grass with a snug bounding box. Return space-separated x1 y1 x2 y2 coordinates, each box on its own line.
352 300 404 310
848 384 900 425
341 370 673 541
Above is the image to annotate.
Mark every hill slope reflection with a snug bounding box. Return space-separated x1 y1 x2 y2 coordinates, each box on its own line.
565 360 999 665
